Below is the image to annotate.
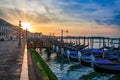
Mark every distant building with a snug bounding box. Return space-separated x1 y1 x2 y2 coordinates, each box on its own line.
0 19 17 40
30 32 43 38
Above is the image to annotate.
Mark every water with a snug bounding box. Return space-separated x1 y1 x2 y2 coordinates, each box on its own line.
36 38 120 80
36 48 120 80
63 38 119 48
49 61 94 80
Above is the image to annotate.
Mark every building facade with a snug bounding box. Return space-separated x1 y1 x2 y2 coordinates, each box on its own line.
0 19 16 40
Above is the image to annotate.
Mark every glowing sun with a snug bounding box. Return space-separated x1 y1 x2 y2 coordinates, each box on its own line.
21 22 32 31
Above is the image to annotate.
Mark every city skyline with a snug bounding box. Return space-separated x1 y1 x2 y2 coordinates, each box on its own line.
0 0 120 37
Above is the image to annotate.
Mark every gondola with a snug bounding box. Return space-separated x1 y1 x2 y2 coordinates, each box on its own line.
80 55 118 67
83 48 103 56
94 62 120 74
62 50 82 62
69 54 79 62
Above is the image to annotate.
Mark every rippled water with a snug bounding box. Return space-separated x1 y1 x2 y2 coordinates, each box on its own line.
37 48 120 80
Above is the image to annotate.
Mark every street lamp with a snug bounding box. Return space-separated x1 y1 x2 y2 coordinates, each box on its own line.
49 33 54 37
26 27 28 42
61 29 68 42
18 20 21 46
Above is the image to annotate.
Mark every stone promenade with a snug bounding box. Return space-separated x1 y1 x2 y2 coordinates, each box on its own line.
0 40 25 80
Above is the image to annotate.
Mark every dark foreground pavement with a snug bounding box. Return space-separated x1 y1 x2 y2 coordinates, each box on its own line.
0 40 25 80
0 40 44 80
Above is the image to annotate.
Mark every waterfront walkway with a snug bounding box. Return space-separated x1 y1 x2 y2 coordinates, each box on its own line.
0 40 27 80
0 40 44 80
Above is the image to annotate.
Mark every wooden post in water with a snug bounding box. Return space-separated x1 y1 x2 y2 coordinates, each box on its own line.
99 38 101 48
83 36 86 45
90 37 92 49
76 37 78 45
111 39 113 47
90 37 93 55
92 37 94 54
79 36 81 45
69 38 71 44
119 38 120 50
87 37 89 48
108 38 110 47
102 37 105 59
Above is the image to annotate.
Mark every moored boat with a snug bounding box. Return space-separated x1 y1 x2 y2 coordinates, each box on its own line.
94 62 120 74
80 55 119 67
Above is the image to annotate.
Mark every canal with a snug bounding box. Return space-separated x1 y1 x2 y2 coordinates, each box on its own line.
36 48 120 80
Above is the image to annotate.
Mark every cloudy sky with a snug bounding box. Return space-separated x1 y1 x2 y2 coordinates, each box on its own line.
0 0 120 37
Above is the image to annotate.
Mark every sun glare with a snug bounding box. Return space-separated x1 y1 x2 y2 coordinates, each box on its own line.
21 22 32 31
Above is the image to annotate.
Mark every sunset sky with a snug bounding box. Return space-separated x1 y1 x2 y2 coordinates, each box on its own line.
0 0 120 37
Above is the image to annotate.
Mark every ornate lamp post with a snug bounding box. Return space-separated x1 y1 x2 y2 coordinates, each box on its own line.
18 20 21 46
50 33 54 37
26 27 28 42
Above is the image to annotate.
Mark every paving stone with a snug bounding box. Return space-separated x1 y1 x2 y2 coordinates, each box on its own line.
0 41 25 80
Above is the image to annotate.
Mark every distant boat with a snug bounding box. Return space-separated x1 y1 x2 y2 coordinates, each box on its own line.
83 48 103 56
103 45 120 50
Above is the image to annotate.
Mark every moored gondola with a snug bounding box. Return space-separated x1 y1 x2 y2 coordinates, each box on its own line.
94 62 120 74
80 55 119 67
